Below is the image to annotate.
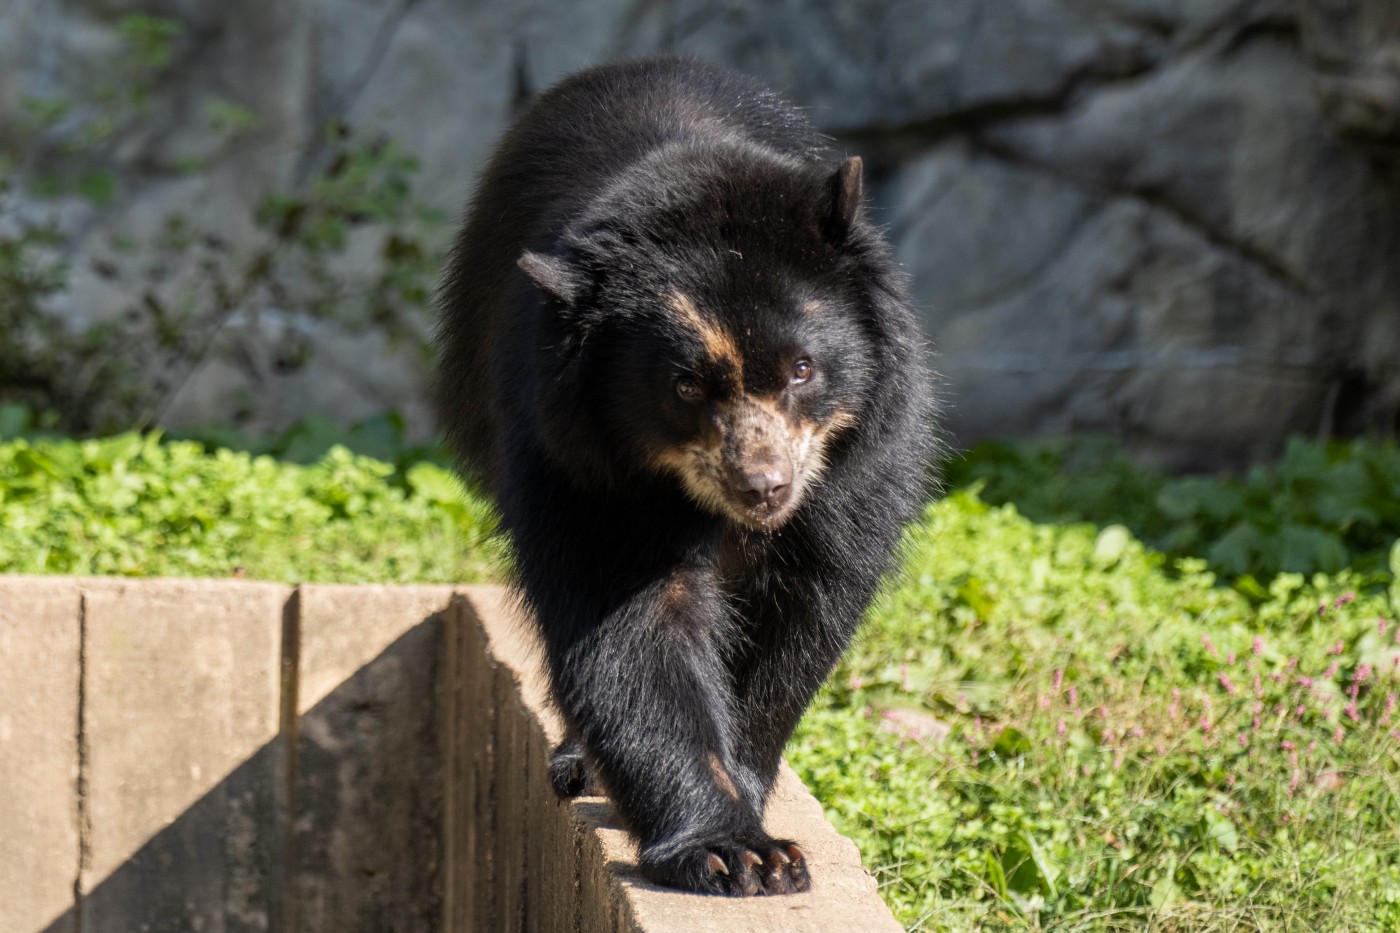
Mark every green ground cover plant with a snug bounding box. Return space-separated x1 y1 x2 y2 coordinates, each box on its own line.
950 436 1400 581
791 491 1400 931
2 421 1397 931
0 420 497 583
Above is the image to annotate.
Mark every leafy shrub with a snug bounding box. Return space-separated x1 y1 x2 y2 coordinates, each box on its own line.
0 429 497 583
948 435 1400 581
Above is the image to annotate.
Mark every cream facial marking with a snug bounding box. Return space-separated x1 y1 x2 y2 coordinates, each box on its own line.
649 397 859 530
668 291 743 379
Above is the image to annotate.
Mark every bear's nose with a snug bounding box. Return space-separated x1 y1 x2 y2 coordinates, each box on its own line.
736 467 792 511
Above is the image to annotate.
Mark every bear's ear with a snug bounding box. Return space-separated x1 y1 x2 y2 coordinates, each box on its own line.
821 155 864 246
518 250 583 306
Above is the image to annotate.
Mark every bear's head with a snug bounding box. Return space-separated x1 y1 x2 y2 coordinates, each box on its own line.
519 151 879 530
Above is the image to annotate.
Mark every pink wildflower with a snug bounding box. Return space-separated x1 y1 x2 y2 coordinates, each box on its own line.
1334 592 1355 608
1052 668 1064 693
1202 634 1217 655
1334 726 1345 744
1218 673 1238 695
1354 664 1373 685
1380 618 1389 638
1298 676 1314 688
1252 635 1265 656
1056 719 1067 739
1323 663 1339 679
1328 642 1345 657
1253 674 1263 698
1067 685 1079 707
1383 694 1396 725
1345 701 1359 723
1039 696 1051 711
1227 773 1237 788
1227 651 1236 666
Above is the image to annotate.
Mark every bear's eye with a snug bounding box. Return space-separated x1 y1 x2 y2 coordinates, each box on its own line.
676 377 702 401
791 359 814 384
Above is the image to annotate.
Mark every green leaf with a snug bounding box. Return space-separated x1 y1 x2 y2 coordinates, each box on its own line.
1093 524 1131 567
1150 856 1180 909
1276 523 1348 575
1203 808 1240 853
206 98 259 135
982 849 1009 900
0 404 31 439
1207 523 1261 577
992 726 1031 758
954 574 995 618
1000 831 1059 898
406 463 464 504
76 170 116 206
1157 477 1244 522
1233 573 1269 604
1390 540 1400 613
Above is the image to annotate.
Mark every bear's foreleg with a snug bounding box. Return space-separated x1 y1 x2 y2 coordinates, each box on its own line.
546 571 810 896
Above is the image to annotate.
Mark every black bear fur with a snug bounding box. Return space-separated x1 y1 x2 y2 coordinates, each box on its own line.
435 58 937 896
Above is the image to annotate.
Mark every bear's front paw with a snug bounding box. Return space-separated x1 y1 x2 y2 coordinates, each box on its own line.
548 739 605 798
641 835 810 896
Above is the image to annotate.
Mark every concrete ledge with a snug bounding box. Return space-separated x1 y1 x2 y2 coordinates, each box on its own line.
0 576 901 933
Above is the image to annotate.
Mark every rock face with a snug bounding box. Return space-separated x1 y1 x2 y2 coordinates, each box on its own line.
2 0 1397 465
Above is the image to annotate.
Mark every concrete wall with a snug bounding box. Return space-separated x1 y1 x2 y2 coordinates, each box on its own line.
0 576 900 933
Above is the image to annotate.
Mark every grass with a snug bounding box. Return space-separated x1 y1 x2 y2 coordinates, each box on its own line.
789 489 1400 930
2 423 1397 930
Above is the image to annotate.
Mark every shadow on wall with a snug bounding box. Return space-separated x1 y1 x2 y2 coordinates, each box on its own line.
37 602 452 933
